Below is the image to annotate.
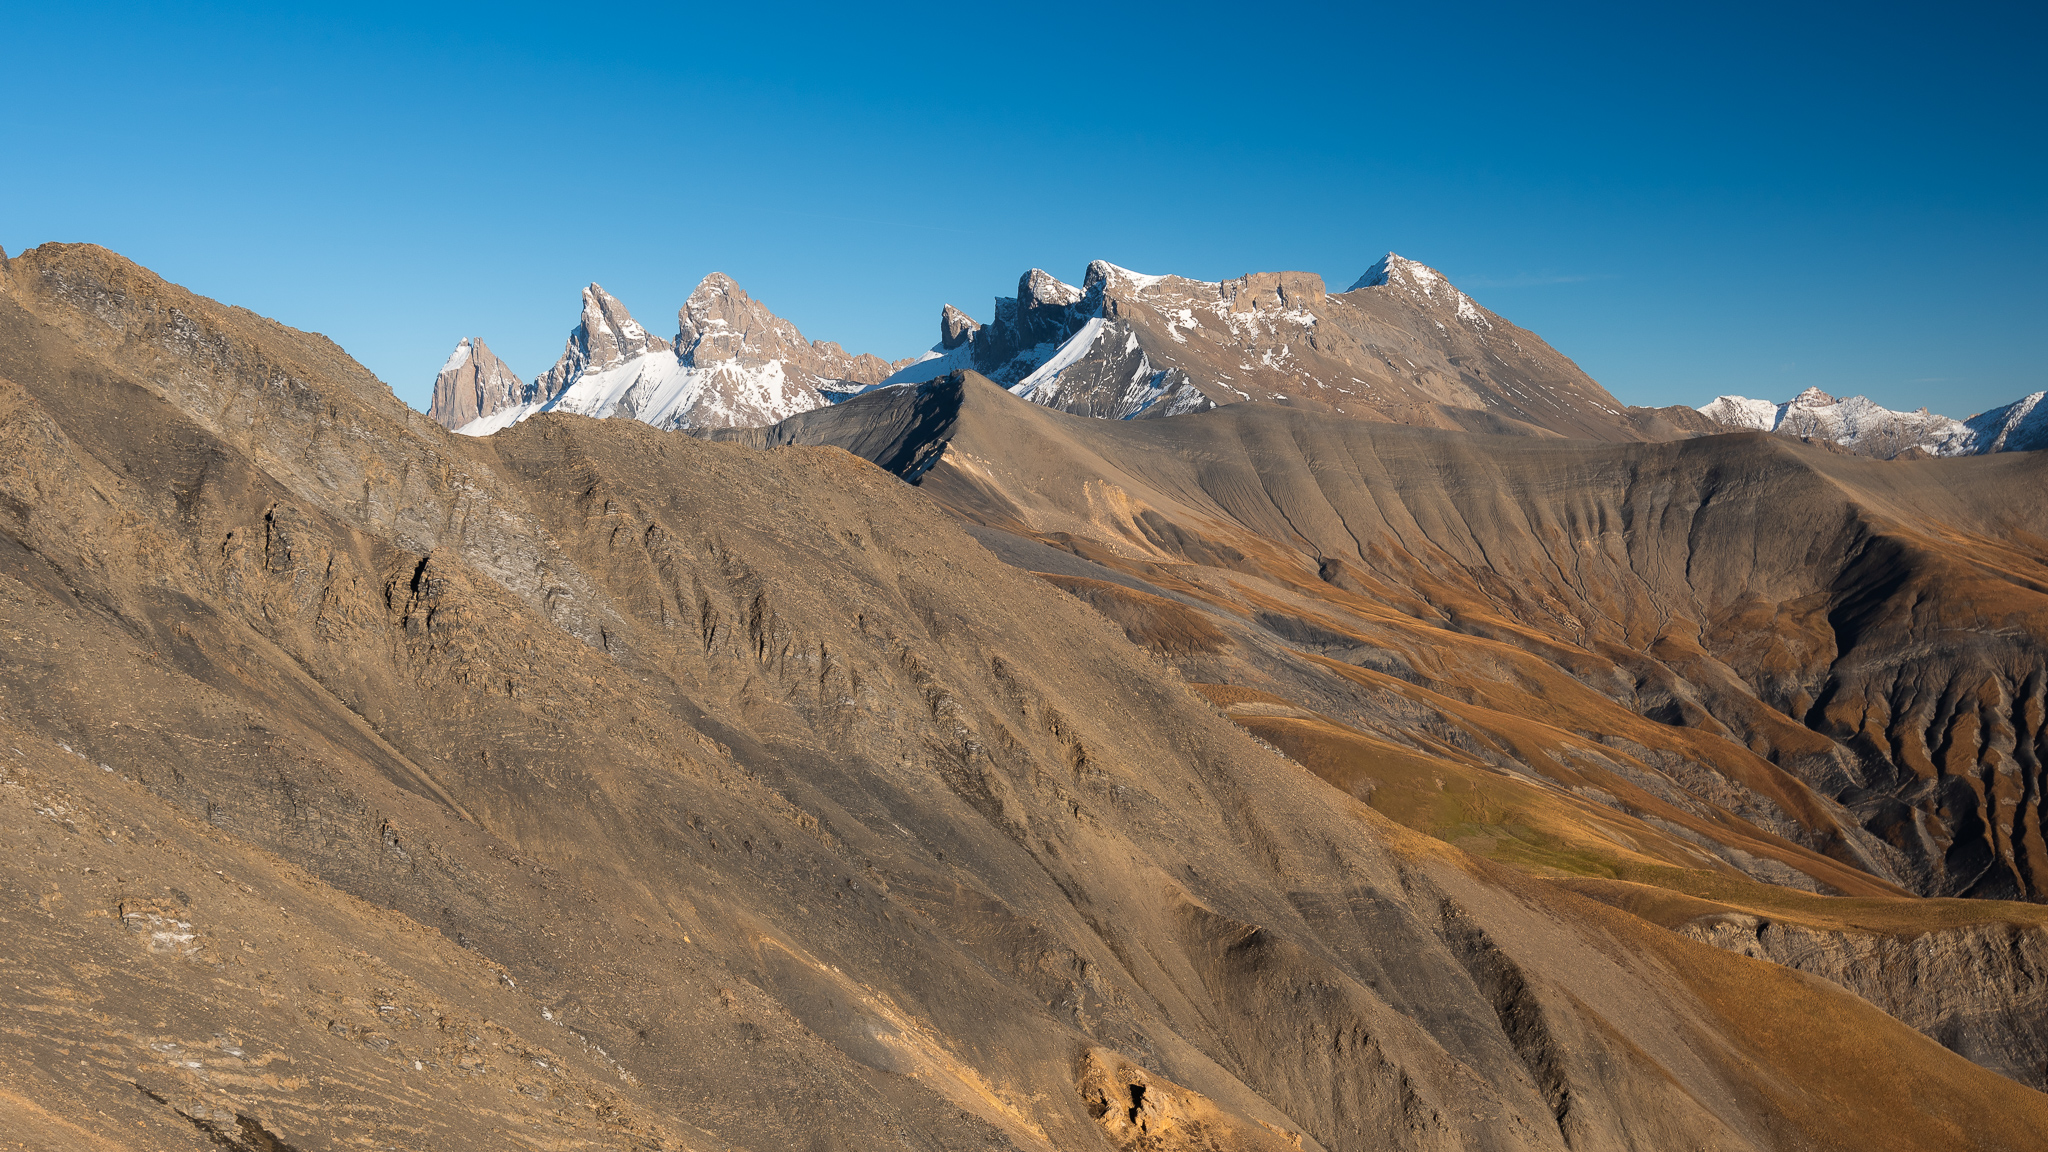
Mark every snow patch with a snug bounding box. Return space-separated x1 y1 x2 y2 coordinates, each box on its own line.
1014 317 1108 402
438 338 473 375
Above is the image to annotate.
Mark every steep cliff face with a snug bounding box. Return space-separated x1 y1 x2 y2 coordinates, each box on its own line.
10 243 2048 1149
1679 914 2048 1090
426 336 527 429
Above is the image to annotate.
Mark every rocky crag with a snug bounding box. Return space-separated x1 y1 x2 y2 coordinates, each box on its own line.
426 336 527 429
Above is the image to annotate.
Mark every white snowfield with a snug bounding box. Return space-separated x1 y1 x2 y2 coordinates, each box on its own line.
1699 386 2048 456
438 338 473 375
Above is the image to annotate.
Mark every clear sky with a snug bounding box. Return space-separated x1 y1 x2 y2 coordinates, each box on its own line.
4 1 2042 417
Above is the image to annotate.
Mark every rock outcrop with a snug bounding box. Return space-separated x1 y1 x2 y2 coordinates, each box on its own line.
1678 913 2048 1090
426 336 527 429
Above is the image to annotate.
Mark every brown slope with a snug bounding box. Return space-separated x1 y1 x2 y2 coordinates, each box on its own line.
728 373 2048 906
4 243 2048 1150
722 371 2048 1091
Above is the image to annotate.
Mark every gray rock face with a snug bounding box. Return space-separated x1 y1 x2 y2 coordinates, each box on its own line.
672 271 903 413
427 336 527 429
1680 914 2048 1090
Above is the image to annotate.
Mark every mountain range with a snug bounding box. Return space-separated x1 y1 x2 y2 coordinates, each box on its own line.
5 241 2048 1152
434 255 2045 464
1699 386 2048 458
432 254 1728 444
429 277 907 434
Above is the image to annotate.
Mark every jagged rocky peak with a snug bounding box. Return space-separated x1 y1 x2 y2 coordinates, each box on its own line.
676 272 789 362
1019 267 1084 308
1220 270 1326 313
1346 251 1447 294
536 283 671 398
940 304 980 349
427 336 527 430
444 271 909 437
877 250 1632 436
675 272 899 385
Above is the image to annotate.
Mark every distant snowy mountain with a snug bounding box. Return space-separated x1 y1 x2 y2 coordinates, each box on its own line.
1963 391 2048 453
434 251 1732 443
1699 386 2048 457
436 279 904 435
870 253 1674 439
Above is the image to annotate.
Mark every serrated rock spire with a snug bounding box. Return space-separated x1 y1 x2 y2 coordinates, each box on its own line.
535 284 672 402
427 337 527 430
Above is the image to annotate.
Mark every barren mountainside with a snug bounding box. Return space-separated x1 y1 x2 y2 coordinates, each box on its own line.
3 243 2047 1152
726 372 2048 905
880 255 1716 440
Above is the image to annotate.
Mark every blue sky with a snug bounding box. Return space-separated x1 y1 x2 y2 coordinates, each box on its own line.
4 1 2041 416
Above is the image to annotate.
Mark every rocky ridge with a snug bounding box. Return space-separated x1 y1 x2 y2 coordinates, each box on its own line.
1699 385 2048 458
879 254 1712 440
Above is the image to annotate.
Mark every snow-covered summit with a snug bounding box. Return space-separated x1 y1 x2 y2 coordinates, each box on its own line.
1698 386 2048 457
1345 253 1492 329
1966 390 2048 453
1347 253 1438 293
